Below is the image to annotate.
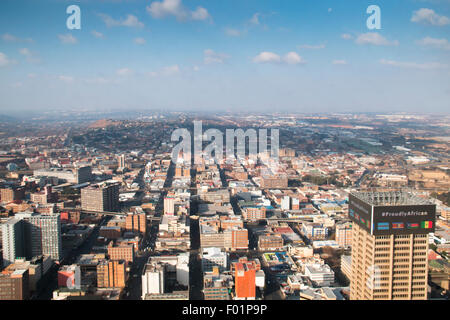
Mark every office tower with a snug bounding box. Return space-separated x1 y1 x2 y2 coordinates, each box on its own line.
0 269 29 300
15 212 62 262
348 191 435 300
97 260 126 288
81 182 120 212
336 222 353 248
164 197 175 215
75 166 92 184
117 154 126 171
1 218 25 267
125 212 146 234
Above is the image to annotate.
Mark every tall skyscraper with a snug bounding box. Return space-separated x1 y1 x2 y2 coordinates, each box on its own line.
117 154 126 171
348 191 435 300
164 196 175 215
1 218 25 267
15 212 62 262
81 182 120 212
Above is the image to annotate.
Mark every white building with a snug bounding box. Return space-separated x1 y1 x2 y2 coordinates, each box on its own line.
255 270 265 288
304 263 335 286
1 218 24 267
141 263 165 297
201 247 228 272
281 196 290 211
176 253 189 287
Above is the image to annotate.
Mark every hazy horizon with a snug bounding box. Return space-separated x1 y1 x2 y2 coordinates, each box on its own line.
1 0 450 114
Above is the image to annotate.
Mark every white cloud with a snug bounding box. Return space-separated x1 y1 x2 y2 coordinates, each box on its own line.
332 60 348 65
19 48 40 63
134 37 147 45
146 0 210 22
116 68 134 76
191 7 210 21
99 13 144 28
58 75 74 83
253 52 281 64
298 44 326 49
250 13 260 25
204 49 230 64
416 37 450 50
0 52 14 67
355 32 398 46
341 33 353 40
58 34 78 44
91 30 104 38
224 28 244 37
161 65 180 76
283 52 305 65
411 8 450 26
1 33 33 43
253 51 305 65
147 65 181 77
328 8 332 13
380 59 448 70
19 48 31 56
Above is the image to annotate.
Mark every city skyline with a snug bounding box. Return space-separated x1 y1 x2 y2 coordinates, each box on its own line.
0 0 449 114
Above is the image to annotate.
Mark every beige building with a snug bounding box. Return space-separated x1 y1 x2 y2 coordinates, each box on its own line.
349 191 434 300
81 182 120 212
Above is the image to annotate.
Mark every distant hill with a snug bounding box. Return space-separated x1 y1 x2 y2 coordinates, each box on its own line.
88 119 122 128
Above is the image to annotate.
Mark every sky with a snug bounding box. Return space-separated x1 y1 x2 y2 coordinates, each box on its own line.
0 0 449 115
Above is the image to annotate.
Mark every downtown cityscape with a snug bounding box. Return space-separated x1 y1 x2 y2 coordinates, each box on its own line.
0 0 449 310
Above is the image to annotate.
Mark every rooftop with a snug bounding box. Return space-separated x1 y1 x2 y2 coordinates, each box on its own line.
351 191 432 206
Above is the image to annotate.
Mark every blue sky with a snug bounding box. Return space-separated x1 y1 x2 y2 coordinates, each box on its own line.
0 0 449 115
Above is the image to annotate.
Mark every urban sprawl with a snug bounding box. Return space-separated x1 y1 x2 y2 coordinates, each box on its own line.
0 111 449 300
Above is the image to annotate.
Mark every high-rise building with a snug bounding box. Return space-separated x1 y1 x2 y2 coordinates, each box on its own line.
15 212 62 261
348 191 435 300
15 212 62 262
336 222 353 248
81 182 120 212
75 166 92 184
117 154 126 171
164 197 175 215
125 212 146 234
1 218 25 267
97 260 126 288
